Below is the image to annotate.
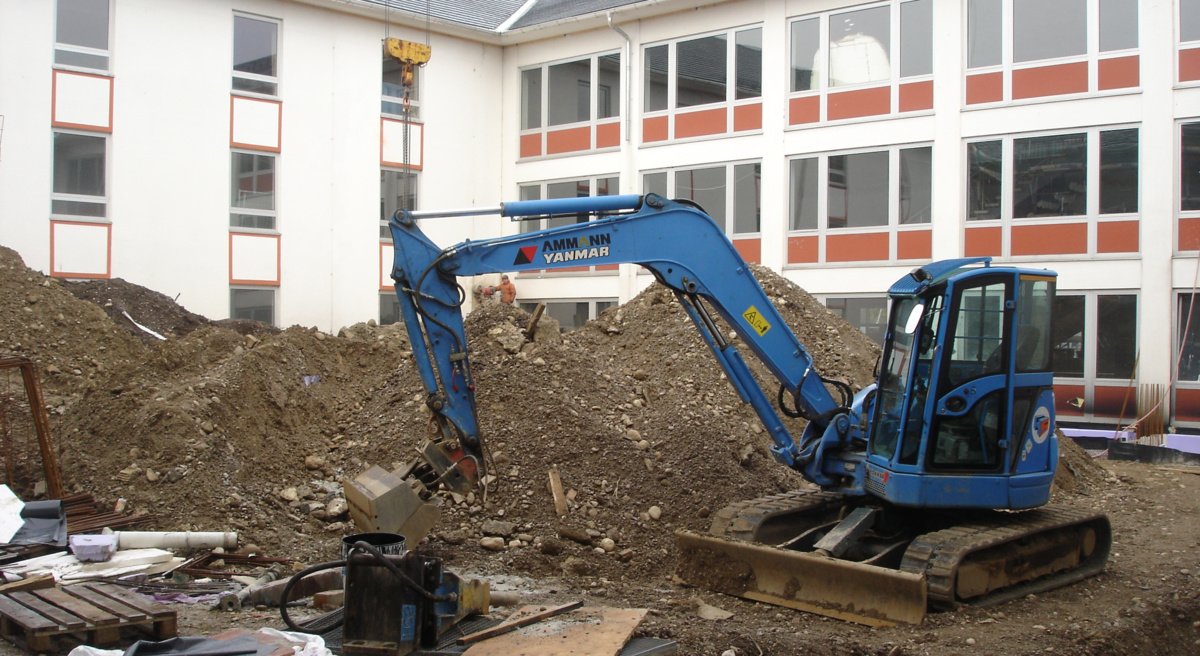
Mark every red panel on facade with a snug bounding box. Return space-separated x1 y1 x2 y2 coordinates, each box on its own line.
1093 385 1137 418
789 96 820 125
643 116 668 142
966 72 1003 104
596 121 620 148
827 232 889 262
827 86 890 121
546 126 590 154
898 81 933 112
1054 384 1086 417
733 103 762 132
1011 223 1087 255
897 230 932 260
1097 220 1139 253
1180 48 1200 82
674 107 727 139
1175 388 1200 423
964 226 1002 256
519 133 541 158
596 264 618 271
1098 56 1139 90
787 236 818 263
1180 217 1200 251
1012 62 1088 99
733 238 761 264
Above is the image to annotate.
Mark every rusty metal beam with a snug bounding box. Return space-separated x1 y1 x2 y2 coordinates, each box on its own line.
0 357 65 499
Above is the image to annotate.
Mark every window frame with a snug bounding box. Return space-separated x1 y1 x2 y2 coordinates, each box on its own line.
786 143 933 261
232 12 281 98
1177 119 1200 251
382 58 420 120
54 0 113 73
518 50 622 142
787 0 932 124
1051 290 1139 421
517 299 617 331
230 286 277 326
822 295 889 344
50 129 108 221
380 292 402 325
230 149 278 232
640 160 762 238
380 168 419 241
641 24 763 135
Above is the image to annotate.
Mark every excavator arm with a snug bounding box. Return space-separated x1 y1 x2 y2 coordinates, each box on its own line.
388 194 863 493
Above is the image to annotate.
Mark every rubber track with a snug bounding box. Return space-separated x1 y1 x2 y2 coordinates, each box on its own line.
899 505 1110 609
708 489 846 542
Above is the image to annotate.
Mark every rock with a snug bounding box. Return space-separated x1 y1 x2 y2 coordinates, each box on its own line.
648 506 663 520
479 537 506 551
279 487 299 502
626 429 641 441
538 539 564 556
145 469 160 482
616 549 634 562
559 527 593 545
200 421 214 434
440 531 468 545
696 601 733 620
966 638 977 646
560 556 593 576
326 497 348 517
305 455 326 470
482 520 517 537
598 538 616 552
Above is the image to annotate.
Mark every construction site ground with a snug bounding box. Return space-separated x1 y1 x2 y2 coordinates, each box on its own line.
0 245 1196 655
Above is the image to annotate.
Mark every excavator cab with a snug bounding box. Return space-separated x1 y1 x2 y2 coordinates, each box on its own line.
865 258 1058 510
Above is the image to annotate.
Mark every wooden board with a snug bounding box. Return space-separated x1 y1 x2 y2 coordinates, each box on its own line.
463 606 646 656
0 582 176 652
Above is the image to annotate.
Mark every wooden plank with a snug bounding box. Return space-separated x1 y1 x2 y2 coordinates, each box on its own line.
462 607 647 656
0 574 55 593
58 585 146 622
9 591 87 630
31 587 120 626
0 594 61 632
86 583 173 618
548 467 568 517
457 601 582 645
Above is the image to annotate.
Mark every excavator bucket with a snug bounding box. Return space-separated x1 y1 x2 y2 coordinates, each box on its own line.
675 530 928 627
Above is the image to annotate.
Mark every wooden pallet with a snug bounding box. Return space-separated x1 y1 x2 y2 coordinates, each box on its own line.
0 582 176 652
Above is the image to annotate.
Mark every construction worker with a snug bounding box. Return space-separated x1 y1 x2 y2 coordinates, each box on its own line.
498 274 516 305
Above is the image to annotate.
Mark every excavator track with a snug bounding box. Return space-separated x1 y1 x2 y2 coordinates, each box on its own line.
708 488 846 543
900 505 1111 609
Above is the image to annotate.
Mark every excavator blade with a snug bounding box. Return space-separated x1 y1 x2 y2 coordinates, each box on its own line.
675 530 927 627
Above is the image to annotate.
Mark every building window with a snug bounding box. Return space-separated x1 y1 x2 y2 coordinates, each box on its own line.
788 0 930 123
1052 292 1137 419
966 127 1139 257
787 145 932 263
51 131 106 219
967 0 1138 102
641 162 761 237
231 152 275 230
381 293 402 325
232 14 279 96
824 296 887 344
1180 122 1200 212
517 176 618 234
231 288 275 325
55 0 110 71
520 52 620 129
518 300 616 331
380 169 417 239
382 57 419 119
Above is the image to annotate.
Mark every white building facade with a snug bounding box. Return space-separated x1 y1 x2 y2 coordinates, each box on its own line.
3 0 1200 429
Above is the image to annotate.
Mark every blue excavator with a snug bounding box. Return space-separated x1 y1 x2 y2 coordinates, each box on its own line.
384 193 1111 626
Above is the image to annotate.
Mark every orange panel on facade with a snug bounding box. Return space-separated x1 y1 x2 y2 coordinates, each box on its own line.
596 264 618 272
733 103 762 132
897 230 932 260
789 96 820 125
546 126 590 155
1180 217 1200 251
596 121 620 148
898 81 933 112
1093 385 1137 418
674 107 726 139
1097 220 1139 253
1175 388 1200 423
519 133 541 158
787 236 818 263
643 116 668 142
964 226 1002 256
965 72 1003 104
826 232 889 262
1180 48 1200 83
1054 384 1086 417
827 86 890 121
1011 223 1087 256
733 238 761 264
1012 62 1088 99
1098 56 1139 90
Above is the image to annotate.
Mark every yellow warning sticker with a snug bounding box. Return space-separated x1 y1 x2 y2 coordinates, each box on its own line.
743 305 771 336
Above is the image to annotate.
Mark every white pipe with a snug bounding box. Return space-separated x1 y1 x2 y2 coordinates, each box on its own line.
113 531 237 550
607 13 632 143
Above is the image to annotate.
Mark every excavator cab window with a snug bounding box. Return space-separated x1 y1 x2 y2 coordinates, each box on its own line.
869 296 926 461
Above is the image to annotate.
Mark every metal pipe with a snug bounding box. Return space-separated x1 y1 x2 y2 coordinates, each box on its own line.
402 206 504 220
607 13 632 142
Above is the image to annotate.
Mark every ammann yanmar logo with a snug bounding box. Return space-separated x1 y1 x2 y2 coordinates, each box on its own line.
514 232 612 266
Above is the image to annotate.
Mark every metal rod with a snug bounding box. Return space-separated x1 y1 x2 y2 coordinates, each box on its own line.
402 206 504 220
